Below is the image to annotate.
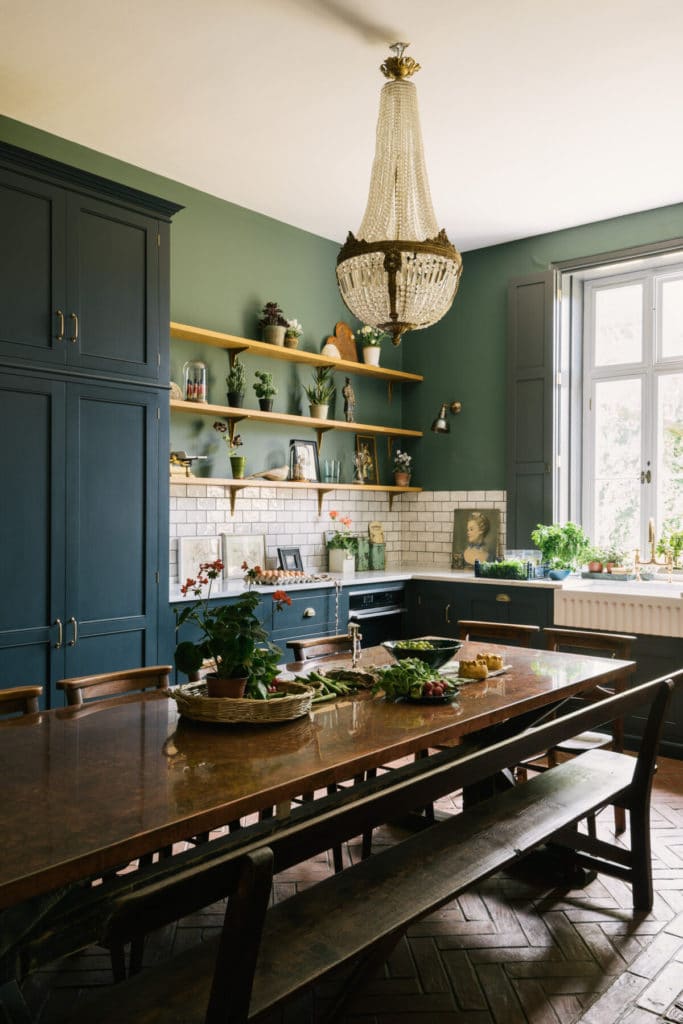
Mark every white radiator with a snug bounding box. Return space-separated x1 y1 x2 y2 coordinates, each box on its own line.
554 589 682 638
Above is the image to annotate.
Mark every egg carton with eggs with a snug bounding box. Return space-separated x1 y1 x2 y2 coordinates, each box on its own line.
252 570 333 586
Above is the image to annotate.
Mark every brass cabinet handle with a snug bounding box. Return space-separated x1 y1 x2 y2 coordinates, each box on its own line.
303 607 316 618
69 312 79 343
68 616 78 646
54 618 63 649
496 594 511 603
445 602 452 624
55 310 65 342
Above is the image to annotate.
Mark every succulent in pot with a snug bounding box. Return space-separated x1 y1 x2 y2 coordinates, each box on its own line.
226 356 246 407
253 370 277 411
303 366 335 419
258 301 288 346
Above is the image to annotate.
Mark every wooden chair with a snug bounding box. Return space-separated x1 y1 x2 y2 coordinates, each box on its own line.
524 627 637 834
57 665 171 706
286 633 353 662
0 685 42 717
457 620 541 647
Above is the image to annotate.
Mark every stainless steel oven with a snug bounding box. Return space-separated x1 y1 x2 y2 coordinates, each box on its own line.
348 586 406 647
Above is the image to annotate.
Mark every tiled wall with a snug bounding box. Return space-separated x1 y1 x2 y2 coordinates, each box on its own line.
169 483 507 582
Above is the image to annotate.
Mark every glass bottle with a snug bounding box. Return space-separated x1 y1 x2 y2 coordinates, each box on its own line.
183 360 208 403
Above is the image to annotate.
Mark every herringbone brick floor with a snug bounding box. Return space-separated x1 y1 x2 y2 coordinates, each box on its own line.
18 757 683 1024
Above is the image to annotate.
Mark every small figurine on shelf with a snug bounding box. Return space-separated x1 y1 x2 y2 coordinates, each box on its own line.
342 377 356 422
353 444 373 484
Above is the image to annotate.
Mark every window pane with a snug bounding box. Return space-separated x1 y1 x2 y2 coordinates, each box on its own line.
594 284 642 366
661 279 683 359
658 373 683 537
593 379 641 552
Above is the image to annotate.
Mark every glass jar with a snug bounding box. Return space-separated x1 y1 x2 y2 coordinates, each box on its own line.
183 360 207 403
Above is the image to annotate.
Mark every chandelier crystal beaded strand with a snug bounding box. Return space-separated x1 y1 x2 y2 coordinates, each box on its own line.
336 43 463 346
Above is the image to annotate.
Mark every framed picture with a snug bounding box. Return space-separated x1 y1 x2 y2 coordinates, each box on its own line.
177 536 222 582
355 434 379 485
288 439 320 482
220 533 266 577
451 509 501 570
277 546 304 571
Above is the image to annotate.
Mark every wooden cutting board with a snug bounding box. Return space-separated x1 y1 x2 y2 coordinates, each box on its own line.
324 321 357 362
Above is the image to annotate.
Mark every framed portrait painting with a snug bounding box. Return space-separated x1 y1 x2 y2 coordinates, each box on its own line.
451 509 500 570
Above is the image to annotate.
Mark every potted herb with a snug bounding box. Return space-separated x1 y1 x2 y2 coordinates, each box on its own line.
604 544 627 573
585 546 607 573
285 318 303 349
303 366 335 419
357 325 387 366
657 529 683 569
258 301 288 346
392 448 412 486
530 522 592 579
253 369 277 412
174 559 284 697
326 509 357 574
213 421 245 478
226 356 246 407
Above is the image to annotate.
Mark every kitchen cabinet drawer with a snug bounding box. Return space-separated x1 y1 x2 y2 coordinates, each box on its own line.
406 580 554 639
270 589 341 643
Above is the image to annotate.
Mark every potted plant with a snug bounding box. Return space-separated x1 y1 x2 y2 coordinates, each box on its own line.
357 325 387 366
586 546 607 573
174 559 285 697
258 301 288 346
326 509 357 574
604 544 627 573
530 522 592 579
213 421 245 478
303 366 335 419
226 356 246 407
657 529 683 569
392 448 412 486
284 318 303 349
253 369 277 411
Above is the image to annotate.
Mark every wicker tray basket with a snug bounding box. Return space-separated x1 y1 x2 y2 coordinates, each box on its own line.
171 679 314 724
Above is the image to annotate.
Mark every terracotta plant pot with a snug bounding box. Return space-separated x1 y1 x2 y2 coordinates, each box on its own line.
587 560 603 573
230 455 246 479
394 471 411 487
206 674 247 698
262 325 286 346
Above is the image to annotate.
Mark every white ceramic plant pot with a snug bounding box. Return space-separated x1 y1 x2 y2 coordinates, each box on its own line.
328 548 355 574
363 346 381 366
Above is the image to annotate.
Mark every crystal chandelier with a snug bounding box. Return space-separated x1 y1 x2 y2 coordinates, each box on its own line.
336 43 462 346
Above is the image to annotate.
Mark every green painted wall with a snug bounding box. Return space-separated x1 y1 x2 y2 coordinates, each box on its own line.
4 114 683 492
408 205 683 491
0 115 404 483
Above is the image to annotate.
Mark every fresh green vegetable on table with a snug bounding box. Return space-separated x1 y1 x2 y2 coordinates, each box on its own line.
372 658 457 700
394 639 435 650
294 669 373 703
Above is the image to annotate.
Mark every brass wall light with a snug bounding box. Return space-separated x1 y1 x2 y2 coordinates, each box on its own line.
431 401 462 434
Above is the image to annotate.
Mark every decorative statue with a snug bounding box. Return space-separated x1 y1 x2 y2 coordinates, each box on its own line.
342 377 356 422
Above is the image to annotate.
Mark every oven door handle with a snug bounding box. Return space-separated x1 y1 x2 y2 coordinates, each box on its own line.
349 607 405 621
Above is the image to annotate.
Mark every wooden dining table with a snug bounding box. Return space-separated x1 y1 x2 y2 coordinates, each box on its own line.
0 640 634 911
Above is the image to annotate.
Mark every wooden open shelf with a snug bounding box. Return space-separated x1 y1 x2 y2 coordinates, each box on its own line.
169 475 421 515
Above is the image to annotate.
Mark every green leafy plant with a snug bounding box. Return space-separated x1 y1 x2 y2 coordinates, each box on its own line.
303 366 335 405
530 522 592 570
604 544 627 565
326 510 357 553
174 560 290 688
213 421 243 457
357 325 387 347
657 529 683 566
253 370 277 399
246 645 282 700
226 356 246 394
476 559 527 580
285 318 303 340
372 658 438 700
257 301 288 328
392 449 412 474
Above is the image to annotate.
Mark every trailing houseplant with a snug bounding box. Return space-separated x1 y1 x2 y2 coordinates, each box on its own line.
253 369 277 411
303 366 335 419
174 559 290 697
258 301 288 346
530 522 592 577
226 356 246 407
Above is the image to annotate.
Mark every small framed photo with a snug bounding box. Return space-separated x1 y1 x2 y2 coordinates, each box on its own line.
451 509 501 570
221 533 266 577
355 434 379 485
289 439 320 482
277 546 304 571
177 536 222 582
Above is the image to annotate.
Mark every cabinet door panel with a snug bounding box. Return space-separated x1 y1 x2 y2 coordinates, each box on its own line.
67 195 160 381
0 375 66 702
65 383 159 673
0 168 67 365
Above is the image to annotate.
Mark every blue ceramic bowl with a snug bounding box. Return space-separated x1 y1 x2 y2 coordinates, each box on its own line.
382 637 462 671
548 568 571 580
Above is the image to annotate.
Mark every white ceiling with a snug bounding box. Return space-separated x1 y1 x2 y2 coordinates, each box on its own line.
2 0 683 252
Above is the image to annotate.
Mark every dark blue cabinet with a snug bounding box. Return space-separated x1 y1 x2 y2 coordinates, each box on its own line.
0 371 163 706
406 580 554 638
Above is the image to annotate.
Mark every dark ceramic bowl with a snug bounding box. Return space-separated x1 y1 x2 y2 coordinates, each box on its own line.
382 637 462 671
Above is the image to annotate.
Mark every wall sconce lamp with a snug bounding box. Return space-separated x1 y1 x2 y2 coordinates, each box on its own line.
431 401 462 434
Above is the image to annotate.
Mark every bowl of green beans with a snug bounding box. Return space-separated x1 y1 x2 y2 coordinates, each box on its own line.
382 636 462 670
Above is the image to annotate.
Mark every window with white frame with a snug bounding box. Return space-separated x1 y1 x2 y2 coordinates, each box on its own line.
580 264 683 560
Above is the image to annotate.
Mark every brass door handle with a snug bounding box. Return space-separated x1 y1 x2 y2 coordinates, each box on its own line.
303 607 316 618
55 310 65 342
68 616 78 646
445 603 452 624
69 312 79 344
496 594 511 603
54 618 63 649
640 469 651 484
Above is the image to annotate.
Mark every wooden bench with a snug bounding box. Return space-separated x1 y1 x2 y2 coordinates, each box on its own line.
54 674 676 1024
